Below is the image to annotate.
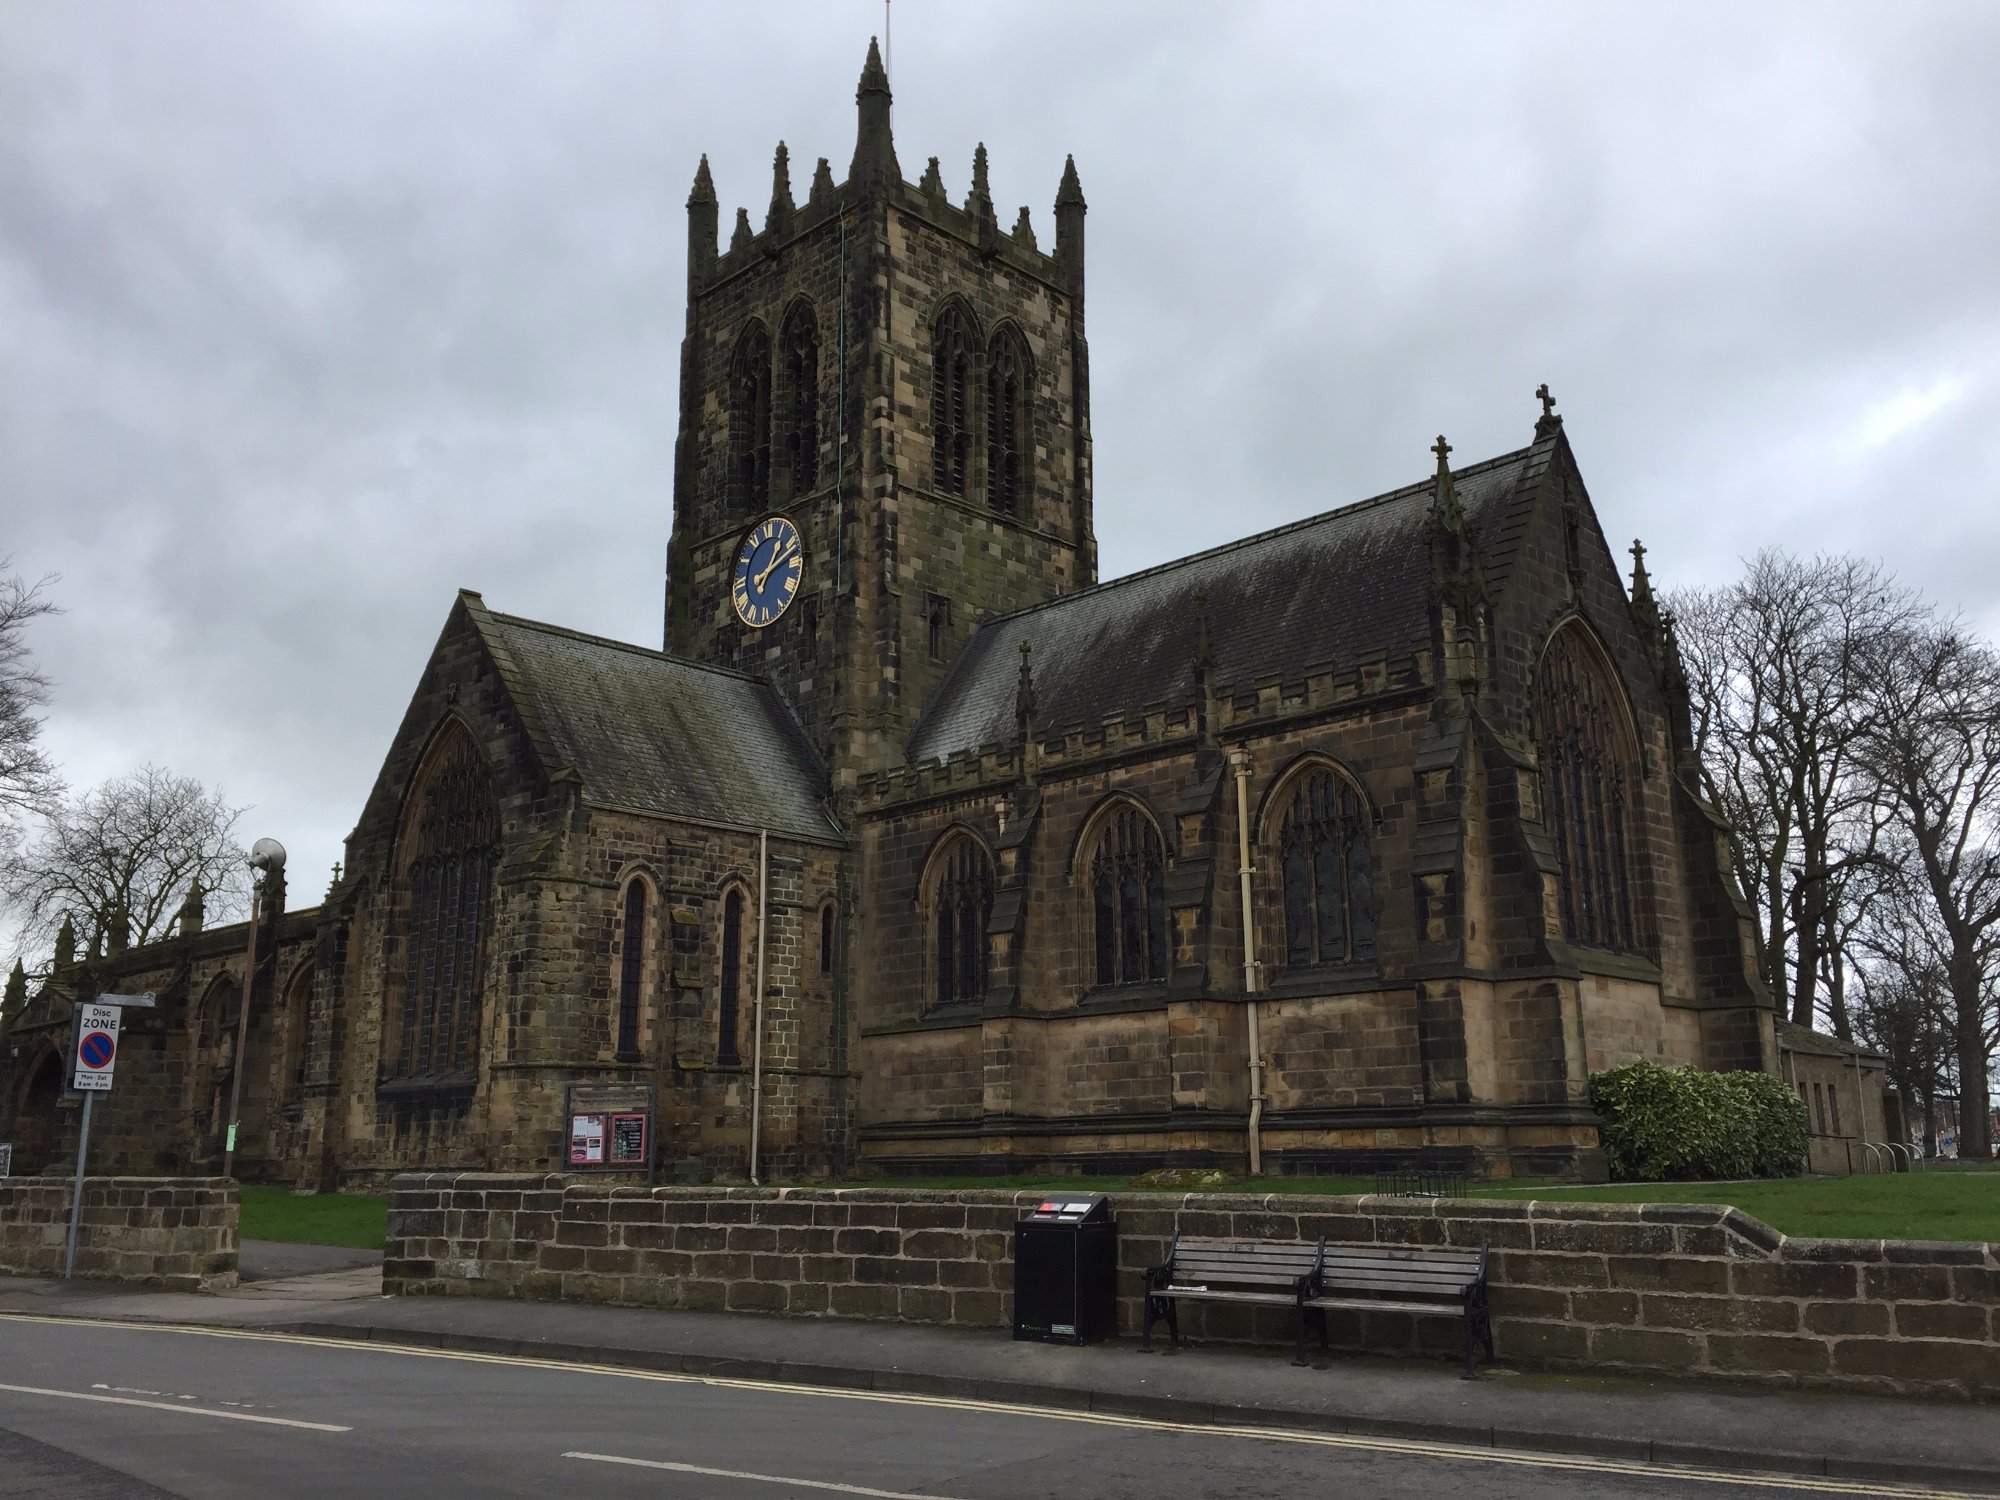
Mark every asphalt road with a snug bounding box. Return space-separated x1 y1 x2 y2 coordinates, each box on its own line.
0 1316 1944 1500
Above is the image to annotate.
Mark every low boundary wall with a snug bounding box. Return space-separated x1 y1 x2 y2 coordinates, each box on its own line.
385 1176 1999 1399
0 1177 239 1291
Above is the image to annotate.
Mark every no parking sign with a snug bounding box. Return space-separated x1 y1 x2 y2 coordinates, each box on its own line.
71 1004 120 1091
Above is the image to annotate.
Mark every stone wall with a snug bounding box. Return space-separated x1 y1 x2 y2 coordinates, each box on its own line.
0 1176 238 1291
386 1177 1998 1398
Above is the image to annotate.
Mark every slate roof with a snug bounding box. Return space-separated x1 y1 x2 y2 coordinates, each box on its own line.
908 445 1535 763
470 602 842 844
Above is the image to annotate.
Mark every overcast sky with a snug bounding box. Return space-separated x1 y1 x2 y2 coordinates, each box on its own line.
4 0 1997 921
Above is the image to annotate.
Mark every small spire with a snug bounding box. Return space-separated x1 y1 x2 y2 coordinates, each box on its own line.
1193 587 1214 672
809 156 835 207
919 156 945 199
1535 381 1562 440
1056 153 1086 209
1192 588 1216 745
1429 434 1464 530
178 879 206 937
1630 539 1664 654
53 913 75 971
1629 539 1654 603
1011 206 1037 251
849 37 900 187
4 958 26 1019
729 206 753 254
967 143 992 213
688 154 716 207
765 141 795 237
328 860 343 896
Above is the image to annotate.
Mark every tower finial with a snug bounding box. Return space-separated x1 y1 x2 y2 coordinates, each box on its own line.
688 154 716 207
1630 539 1663 657
1057 153 1085 208
850 36 900 188
1055 154 1087 299
729 206 753 254
765 141 794 237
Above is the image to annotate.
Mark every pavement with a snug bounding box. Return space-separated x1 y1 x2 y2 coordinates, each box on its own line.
2 1258 1997 1496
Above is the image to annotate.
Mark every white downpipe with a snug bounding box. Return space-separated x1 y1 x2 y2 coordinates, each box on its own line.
750 829 768 1186
1229 746 1264 1177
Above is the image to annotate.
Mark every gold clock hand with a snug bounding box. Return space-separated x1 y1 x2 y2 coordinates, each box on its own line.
755 542 796 590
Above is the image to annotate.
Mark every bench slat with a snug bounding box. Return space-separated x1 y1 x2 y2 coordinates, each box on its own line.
1310 1295 1471 1317
1324 1253 1481 1271
1321 1269 1478 1290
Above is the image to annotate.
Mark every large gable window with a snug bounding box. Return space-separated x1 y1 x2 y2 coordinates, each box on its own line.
929 832 993 1008
1531 621 1640 953
1276 766 1376 969
395 721 499 1077
1086 802 1169 988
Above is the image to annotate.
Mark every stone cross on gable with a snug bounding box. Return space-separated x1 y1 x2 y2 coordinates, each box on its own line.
1432 434 1451 464
1537 382 1556 419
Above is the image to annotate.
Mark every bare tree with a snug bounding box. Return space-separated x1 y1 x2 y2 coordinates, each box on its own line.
1858 624 2000 1160
1852 850 1959 1153
1670 552 1918 1033
0 561 63 825
0 764 248 964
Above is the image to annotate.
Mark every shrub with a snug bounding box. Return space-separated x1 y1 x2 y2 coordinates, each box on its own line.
1589 1060 1808 1182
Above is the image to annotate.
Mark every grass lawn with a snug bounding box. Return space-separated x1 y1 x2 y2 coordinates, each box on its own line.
832 1166 2000 1243
238 1186 388 1250
1473 1166 2000 1243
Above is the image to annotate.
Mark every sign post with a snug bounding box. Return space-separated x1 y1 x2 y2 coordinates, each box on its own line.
59 993 148 1279
64 1002 120 1278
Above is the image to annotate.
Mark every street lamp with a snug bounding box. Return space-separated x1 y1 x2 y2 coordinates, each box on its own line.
222 838 284 1180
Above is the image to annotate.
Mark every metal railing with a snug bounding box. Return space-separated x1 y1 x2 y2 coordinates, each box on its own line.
1374 1169 1468 1200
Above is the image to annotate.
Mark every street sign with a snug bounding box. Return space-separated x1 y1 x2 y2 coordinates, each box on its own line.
96 992 156 1008
71 1004 120 1091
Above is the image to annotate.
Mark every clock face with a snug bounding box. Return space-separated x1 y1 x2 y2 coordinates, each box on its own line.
731 515 804 629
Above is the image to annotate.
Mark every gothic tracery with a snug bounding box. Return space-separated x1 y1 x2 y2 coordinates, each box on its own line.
1531 622 1641 953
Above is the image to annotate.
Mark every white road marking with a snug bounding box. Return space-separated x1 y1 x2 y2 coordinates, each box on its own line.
566 1451 966 1499
0 1316 1981 1498
0 1380 350 1432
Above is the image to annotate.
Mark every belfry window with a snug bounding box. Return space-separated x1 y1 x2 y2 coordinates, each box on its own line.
780 303 819 497
1530 621 1640 953
730 322 772 512
617 880 647 1061
1277 767 1376 969
930 834 993 1008
719 888 745 1065
986 328 1029 516
395 722 499 1078
930 306 973 497
1088 804 1169 988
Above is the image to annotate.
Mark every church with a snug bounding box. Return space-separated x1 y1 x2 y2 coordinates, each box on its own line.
0 44 1774 1187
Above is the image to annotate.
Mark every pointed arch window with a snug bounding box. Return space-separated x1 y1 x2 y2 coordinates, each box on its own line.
617 879 648 1062
930 834 993 1008
1531 622 1640 953
1088 804 1169 987
730 322 773 512
986 328 1030 516
780 303 820 498
719 887 745 1066
930 305 973 497
1277 767 1376 969
395 722 499 1078
281 963 314 1102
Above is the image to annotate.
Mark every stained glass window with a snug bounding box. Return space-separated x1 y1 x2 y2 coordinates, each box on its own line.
931 835 992 1008
931 306 973 496
617 880 646 1061
1089 805 1169 987
986 329 1028 516
1278 768 1376 968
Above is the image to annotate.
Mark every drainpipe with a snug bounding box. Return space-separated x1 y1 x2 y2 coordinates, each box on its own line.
1228 745 1264 1177
750 829 769 1185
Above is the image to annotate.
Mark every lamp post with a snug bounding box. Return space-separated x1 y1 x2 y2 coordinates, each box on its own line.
222 838 284 1180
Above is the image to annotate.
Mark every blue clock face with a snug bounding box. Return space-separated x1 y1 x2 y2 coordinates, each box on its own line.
731 515 804 629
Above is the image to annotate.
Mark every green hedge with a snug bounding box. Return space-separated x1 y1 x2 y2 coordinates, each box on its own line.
1589 1060 1808 1182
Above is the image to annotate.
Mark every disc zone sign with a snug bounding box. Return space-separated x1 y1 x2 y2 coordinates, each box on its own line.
72 1004 120 1091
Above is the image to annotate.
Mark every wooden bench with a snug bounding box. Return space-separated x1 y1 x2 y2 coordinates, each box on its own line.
1140 1235 1494 1377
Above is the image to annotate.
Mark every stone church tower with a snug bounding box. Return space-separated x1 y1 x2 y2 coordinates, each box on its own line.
664 39 1094 785
0 42 1780 1188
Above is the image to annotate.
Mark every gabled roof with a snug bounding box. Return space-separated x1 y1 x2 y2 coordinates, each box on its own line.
463 598 841 844
908 444 1536 763
1776 1020 1886 1062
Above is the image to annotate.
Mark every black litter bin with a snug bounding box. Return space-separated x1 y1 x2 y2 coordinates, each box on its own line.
1012 1193 1117 1344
